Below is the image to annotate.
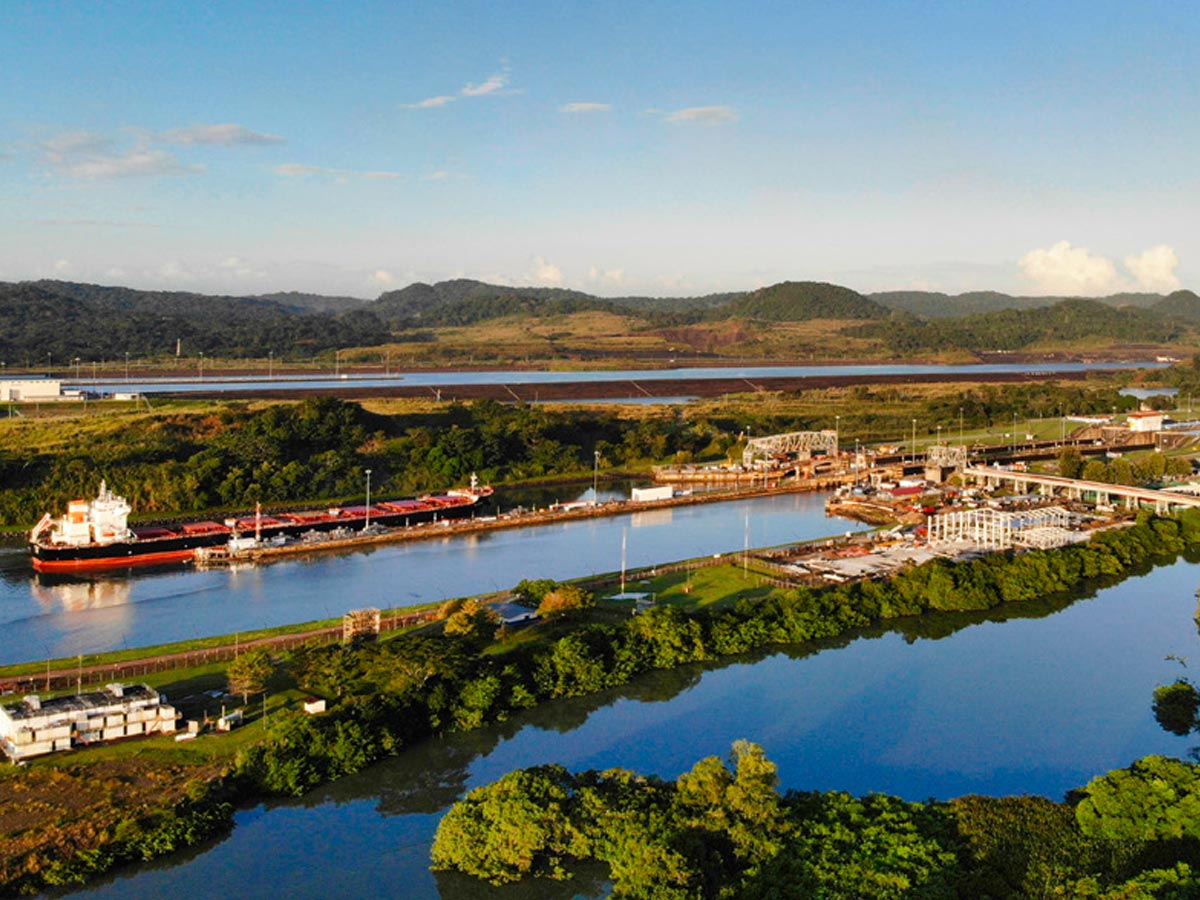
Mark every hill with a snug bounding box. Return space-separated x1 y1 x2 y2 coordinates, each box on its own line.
1150 290 1200 321
873 290 1164 318
2 281 389 360
722 281 889 321
254 291 368 314
370 279 621 328
850 298 1180 353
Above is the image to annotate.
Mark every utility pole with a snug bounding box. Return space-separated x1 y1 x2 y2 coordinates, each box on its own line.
364 469 372 531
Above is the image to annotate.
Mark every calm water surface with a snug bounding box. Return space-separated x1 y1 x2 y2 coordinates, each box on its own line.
80 360 1159 395
60 555 1200 900
0 490 864 664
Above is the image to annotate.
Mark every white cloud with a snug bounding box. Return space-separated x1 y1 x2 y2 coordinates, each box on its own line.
157 260 196 283
664 105 738 124
531 256 563 287
1124 245 1181 293
53 258 72 274
462 72 508 97
40 131 111 162
274 163 322 177
404 95 456 109
218 256 267 280
39 132 201 179
274 162 402 181
587 265 624 287
372 269 398 287
1018 241 1121 295
561 102 612 114
160 123 284 146
67 149 202 179
405 65 514 108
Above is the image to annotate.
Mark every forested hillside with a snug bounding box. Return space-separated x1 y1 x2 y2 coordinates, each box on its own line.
722 281 889 321
0 281 390 360
849 298 1181 353
873 289 1165 318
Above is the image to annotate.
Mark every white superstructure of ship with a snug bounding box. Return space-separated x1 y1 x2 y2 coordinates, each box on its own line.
29 481 135 548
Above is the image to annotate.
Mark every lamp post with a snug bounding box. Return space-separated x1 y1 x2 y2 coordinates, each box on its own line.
268 351 273 379
959 407 964 445
593 450 600 503
835 414 840 456
364 469 372 531
124 352 130 382
911 419 916 464
199 352 204 381
73 357 81 380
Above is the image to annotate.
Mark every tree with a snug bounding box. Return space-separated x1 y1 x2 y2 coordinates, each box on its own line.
226 648 274 704
513 578 558 605
1075 756 1200 841
537 584 594 618
1058 446 1084 479
443 599 499 643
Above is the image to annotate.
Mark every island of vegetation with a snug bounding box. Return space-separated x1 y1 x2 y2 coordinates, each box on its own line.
432 742 1200 899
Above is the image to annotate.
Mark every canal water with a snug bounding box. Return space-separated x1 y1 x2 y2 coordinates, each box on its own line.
58 552 1200 900
79 360 1160 395
0 488 866 665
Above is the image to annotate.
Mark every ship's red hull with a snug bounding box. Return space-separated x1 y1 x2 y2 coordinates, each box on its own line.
30 489 493 572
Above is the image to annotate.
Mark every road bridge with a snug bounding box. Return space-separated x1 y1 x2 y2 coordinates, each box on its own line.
961 466 1200 514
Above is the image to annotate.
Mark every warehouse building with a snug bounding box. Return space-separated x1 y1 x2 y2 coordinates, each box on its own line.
0 683 177 762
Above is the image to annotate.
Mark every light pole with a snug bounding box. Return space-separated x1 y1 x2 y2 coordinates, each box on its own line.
936 425 941 447
835 414 840 455
124 351 130 382
199 352 204 381
911 419 916 464
73 357 81 380
364 469 372 531
593 450 600 502
268 351 273 379
959 407 964 445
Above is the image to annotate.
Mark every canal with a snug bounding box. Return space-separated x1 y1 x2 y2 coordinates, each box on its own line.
0 487 866 664
57 550 1200 899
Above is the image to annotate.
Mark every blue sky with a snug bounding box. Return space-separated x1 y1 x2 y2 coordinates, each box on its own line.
0 1 1195 298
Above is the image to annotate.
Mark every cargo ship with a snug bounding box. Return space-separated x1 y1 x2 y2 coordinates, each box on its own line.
29 478 493 572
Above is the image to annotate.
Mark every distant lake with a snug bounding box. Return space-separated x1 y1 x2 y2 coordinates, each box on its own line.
78 360 1162 395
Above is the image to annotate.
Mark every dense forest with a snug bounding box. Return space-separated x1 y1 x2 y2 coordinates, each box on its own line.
0 281 390 361
720 280 890 321
848 299 1184 354
432 744 1200 899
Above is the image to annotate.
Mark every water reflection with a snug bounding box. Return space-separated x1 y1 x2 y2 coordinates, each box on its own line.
31 576 132 612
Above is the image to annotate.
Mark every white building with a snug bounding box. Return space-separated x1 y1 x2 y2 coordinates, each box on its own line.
0 683 177 762
1127 411 1165 433
0 378 62 402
